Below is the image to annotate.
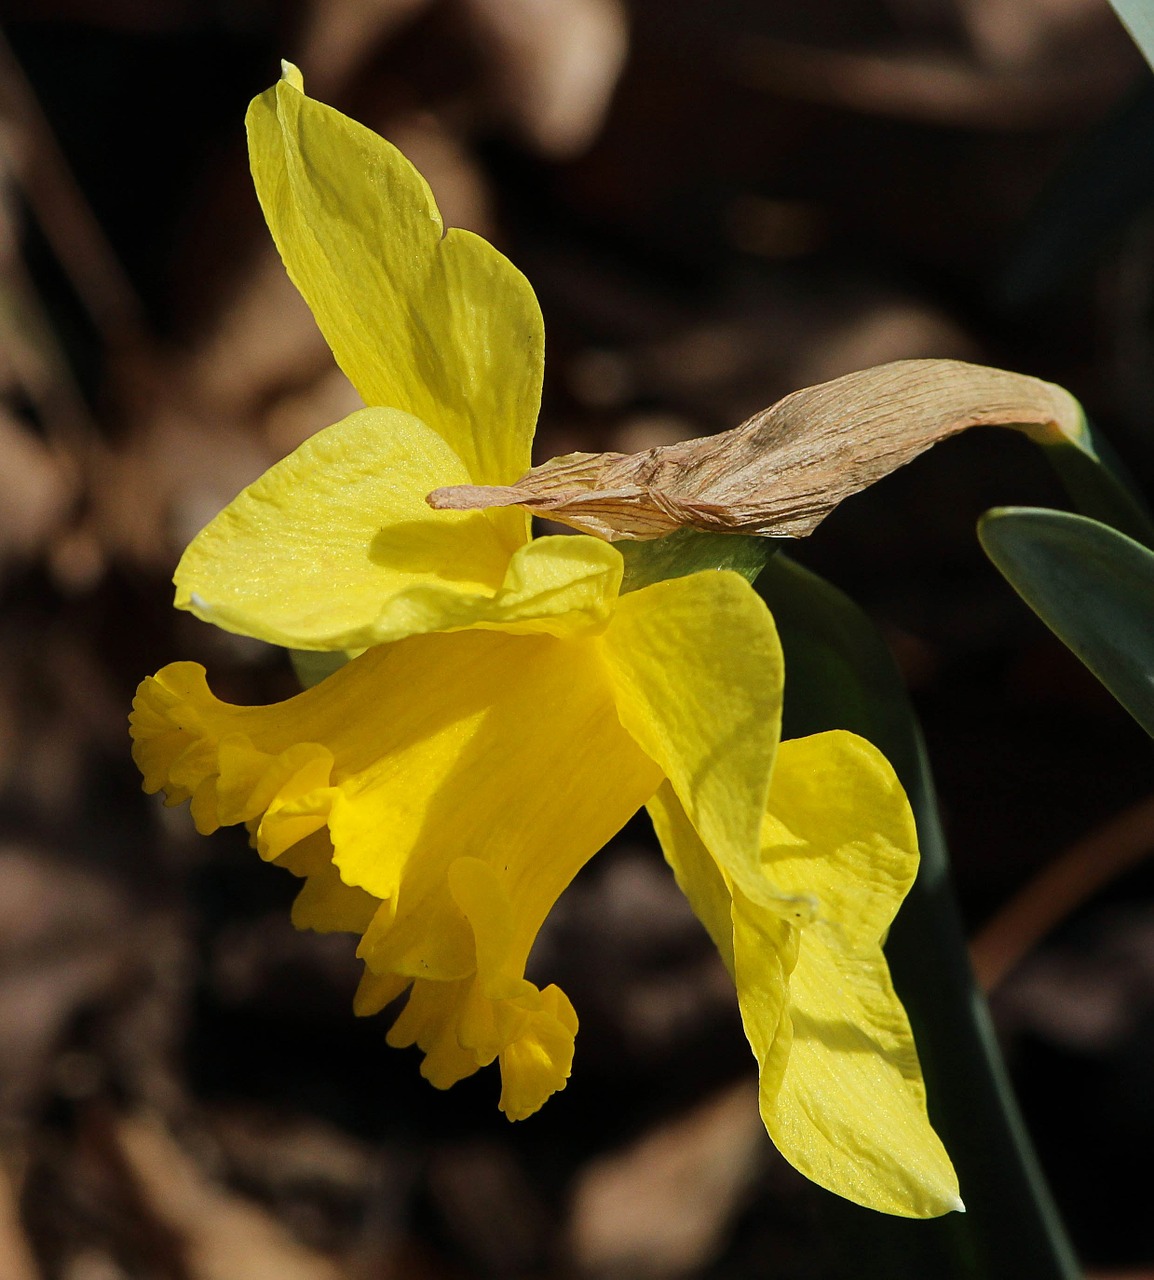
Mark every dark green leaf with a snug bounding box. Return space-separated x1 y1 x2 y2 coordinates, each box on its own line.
979 506 1154 736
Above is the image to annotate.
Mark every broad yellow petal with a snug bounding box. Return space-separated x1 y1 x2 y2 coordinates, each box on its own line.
757 732 920 949
648 728 959 1217
247 65 541 498
175 410 623 648
174 406 525 647
601 571 783 905
761 924 960 1216
336 629 663 980
750 733 961 1217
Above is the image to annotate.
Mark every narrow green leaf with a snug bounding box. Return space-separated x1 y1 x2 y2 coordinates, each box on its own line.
979 506 1154 736
757 554 1080 1280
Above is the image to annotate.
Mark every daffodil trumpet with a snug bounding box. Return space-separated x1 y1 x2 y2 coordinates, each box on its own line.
130 61 960 1218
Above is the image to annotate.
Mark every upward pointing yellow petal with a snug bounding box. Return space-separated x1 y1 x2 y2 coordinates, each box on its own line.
246 68 543 490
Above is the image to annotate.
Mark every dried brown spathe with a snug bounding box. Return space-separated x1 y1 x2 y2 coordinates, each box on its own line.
428 359 1085 541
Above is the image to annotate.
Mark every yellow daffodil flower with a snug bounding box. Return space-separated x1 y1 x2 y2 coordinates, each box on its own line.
129 63 960 1217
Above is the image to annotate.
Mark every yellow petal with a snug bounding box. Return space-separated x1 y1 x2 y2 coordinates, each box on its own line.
338 628 663 979
174 406 521 647
132 627 662 987
760 922 960 1216
647 779 735 976
648 728 959 1217
749 733 960 1217
247 67 542 496
275 828 380 934
600 571 783 905
757 732 920 949
173 407 623 648
498 983 579 1121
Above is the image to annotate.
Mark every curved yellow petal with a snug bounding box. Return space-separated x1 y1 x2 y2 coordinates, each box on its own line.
174 408 621 648
247 66 542 497
600 571 783 906
758 922 960 1217
174 406 524 647
749 733 960 1218
758 732 920 949
649 729 959 1217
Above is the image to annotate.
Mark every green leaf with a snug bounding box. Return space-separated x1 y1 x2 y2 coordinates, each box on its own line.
1109 0 1154 71
757 555 1080 1280
979 506 1154 736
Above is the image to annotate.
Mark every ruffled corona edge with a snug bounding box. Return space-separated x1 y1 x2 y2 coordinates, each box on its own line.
130 661 578 1119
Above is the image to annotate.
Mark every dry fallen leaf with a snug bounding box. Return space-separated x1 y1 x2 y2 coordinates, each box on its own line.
430 358 1085 541
460 0 629 156
112 1113 346 1280
567 1081 766 1280
0 409 72 566
0 1156 39 1280
731 24 1140 129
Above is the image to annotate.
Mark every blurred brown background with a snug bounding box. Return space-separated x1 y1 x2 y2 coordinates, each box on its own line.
3 1 1154 1276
